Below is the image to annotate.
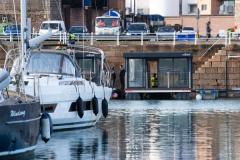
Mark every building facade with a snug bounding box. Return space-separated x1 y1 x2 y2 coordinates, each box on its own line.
236 0 240 31
198 0 235 15
182 0 198 15
0 0 239 32
125 0 180 16
0 0 125 32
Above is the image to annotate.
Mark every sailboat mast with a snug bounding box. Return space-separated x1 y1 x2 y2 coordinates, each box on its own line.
20 0 27 70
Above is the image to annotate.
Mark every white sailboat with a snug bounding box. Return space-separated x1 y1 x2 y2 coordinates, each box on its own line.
0 0 51 157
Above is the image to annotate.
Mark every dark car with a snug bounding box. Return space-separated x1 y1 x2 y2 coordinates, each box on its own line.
3 24 21 36
156 26 175 40
126 23 150 36
69 26 88 37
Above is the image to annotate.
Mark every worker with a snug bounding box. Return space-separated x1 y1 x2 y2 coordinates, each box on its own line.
150 73 158 88
68 33 77 45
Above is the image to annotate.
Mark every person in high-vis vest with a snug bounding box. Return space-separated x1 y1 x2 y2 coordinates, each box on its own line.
68 33 77 45
150 73 158 88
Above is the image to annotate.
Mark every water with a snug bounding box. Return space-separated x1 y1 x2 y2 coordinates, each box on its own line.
33 100 240 160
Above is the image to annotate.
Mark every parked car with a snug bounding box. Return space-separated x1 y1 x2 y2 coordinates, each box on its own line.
156 26 175 40
126 23 150 36
181 27 195 34
3 24 21 36
69 26 88 37
39 20 66 36
176 27 195 41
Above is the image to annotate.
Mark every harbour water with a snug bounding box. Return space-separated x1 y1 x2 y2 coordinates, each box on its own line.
33 100 240 160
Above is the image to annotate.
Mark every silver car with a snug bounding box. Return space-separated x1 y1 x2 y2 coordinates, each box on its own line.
156 26 175 40
126 23 150 36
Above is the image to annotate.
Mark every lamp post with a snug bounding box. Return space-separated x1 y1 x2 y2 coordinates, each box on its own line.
196 8 200 37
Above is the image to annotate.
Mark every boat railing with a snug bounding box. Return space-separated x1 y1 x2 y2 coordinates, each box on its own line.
4 48 20 72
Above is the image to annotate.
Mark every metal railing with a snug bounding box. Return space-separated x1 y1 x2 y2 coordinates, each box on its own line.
1 31 239 46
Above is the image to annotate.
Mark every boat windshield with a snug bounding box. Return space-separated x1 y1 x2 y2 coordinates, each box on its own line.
26 53 75 76
41 23 59 30
96 18 119 28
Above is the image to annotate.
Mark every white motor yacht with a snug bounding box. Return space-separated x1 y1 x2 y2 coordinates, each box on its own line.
7 46 112 131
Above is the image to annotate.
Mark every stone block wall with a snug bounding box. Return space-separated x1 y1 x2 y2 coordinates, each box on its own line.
193 49 240 90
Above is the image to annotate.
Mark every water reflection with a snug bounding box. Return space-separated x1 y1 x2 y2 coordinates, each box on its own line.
34 100 240 160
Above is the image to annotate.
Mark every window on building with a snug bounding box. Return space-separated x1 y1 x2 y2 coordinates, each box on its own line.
201 4 207 11
92 0 107 8
188 4 197 14
219 0 235 15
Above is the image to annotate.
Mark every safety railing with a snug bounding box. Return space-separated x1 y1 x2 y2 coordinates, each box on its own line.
0 31 239 46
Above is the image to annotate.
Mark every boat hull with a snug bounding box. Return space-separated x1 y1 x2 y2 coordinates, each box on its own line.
0 101 41 157
23 78 112 131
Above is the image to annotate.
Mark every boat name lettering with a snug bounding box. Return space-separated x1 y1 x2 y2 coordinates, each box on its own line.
59 81 84 85
10 110 26 117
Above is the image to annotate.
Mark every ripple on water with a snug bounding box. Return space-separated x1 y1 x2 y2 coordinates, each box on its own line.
32 100 240 160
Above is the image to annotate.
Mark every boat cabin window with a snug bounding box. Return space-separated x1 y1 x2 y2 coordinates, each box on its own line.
27 53 62 74
77 58 93 73
62 56 75 76
76 57 101 84
27 53 76 76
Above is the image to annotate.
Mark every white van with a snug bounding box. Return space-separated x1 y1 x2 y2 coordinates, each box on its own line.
39 20 66 35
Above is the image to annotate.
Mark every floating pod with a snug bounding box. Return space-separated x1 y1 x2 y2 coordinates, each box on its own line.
102 98 108 118
40 112 53 143
92 96 99 116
